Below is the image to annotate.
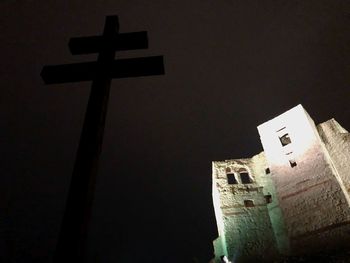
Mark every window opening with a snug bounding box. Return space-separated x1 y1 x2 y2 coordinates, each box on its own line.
289 159 297 168
276 127 286 132
264 194 272 204
265 168 270 174
227 173 238 184
244 200 254 207
240 172 252 184
279 133 291 146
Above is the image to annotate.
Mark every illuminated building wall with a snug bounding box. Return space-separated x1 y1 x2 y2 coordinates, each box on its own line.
212 153 283 263
212 105 350 262
317 119 350 202
258 105 350 255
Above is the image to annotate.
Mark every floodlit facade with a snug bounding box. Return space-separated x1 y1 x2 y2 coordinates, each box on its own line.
212 105 350 263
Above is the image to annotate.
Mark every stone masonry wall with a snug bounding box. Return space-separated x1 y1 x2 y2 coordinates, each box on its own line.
250 153 289 256
258 105 350 255
318 119 350 203
212 156 278 262
212 105 350 262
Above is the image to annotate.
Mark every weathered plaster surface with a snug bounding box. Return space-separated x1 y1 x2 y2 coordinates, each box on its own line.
212 154 280 262
258 105 350 255
212 105 350 262
318 119 350 203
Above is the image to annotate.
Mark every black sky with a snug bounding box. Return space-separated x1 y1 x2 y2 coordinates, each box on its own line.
1 0 350 262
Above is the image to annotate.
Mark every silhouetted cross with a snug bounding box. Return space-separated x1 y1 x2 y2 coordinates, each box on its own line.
41 15 164 262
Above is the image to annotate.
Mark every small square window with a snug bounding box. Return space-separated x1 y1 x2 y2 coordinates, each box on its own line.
265 168 270 174
264 194 272 204
227 173 238 184
279 133 291 146
244 200 254 207
289 159 297 168
240 172 252 184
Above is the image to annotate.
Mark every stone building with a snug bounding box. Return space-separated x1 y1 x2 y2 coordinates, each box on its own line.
212 105 350 262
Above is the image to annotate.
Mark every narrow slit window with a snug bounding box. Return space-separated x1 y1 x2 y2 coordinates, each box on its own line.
244 200 254 207
227 173 238 184
279 133 291 146
240 172 252 184
289 159 297 168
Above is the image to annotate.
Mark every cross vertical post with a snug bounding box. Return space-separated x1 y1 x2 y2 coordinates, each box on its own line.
41 15 165 262
54 16 118 262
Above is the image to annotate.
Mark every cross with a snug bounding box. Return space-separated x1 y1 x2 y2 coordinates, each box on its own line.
41 15 164 262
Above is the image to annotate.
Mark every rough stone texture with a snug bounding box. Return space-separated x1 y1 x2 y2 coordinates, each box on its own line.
212 154 281 262
318 119 350 203
258 105 350 255
212 105 350 262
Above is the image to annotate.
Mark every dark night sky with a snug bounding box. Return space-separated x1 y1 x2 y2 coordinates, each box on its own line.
1 0 350 262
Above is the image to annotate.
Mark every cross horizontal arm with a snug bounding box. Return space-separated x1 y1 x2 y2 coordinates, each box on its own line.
69 31 148 55
41 56 164 84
